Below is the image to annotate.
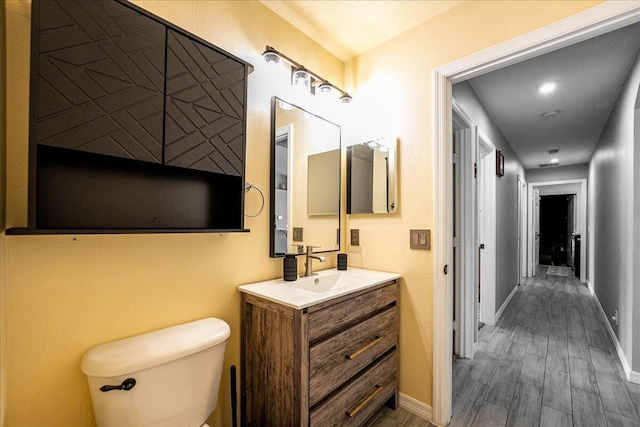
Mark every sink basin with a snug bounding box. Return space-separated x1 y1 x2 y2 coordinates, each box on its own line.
288 272 343 293
238 268 401 309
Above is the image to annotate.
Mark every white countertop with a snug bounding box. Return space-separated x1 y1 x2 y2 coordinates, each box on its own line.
238 267 401 309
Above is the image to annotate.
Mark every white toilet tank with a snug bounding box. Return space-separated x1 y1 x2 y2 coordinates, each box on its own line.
81 318 230 427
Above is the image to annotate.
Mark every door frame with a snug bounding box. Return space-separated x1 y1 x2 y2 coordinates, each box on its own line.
432 3 639 425
527 179 587 283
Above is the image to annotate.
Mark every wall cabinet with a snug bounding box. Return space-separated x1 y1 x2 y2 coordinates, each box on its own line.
241 280 399 426
10 0 251 234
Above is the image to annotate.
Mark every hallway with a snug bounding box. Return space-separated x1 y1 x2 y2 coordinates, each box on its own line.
450 267 640 426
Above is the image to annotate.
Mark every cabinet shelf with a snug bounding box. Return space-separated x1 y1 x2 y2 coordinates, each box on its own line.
6 228 249 235
26 0 251 233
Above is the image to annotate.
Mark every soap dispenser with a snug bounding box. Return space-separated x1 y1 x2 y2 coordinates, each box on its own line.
283 254 298 281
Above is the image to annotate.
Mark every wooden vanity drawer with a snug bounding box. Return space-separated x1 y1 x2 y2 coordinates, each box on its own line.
310 350 397 427
309 306 397 406
308 281 397 343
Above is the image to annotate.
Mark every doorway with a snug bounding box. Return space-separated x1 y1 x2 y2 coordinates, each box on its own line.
527 180 587 283
432 4 637 425
539 194 574 267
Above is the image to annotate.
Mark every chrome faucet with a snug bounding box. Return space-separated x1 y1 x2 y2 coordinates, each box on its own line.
302 245 326 277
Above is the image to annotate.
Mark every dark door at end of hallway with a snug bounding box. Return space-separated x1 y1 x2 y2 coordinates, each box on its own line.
539 194 574 267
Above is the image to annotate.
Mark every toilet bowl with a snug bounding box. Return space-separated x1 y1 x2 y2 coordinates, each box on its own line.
81 318 230 427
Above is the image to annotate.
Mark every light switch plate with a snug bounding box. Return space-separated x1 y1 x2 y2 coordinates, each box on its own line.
293 227 303 242
350 229 360 246
410 229 430 250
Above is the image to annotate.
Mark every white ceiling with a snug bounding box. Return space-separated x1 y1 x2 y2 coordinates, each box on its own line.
264 2 640 171
467 22 640 170
259 0 461 62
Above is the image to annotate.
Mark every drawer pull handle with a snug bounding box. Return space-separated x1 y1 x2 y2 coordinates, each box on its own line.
346 336 382 360
346 385 383 418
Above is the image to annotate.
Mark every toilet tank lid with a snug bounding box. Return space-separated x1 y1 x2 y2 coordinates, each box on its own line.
81 317 230 378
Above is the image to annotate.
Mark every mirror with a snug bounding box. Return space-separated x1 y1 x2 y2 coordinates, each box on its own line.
270 97 341 257
347 139 398 214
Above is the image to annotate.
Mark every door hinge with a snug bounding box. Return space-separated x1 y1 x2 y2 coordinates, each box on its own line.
474 162 477 178
452 153 460 164
452 320 458 331
453 237 459 248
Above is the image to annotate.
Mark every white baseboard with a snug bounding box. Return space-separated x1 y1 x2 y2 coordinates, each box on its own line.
495 284 519 322
587 279 594 296
399 393 432 421
592 289 640 385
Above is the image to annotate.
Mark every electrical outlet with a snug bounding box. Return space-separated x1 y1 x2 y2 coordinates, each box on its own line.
350 229 360 246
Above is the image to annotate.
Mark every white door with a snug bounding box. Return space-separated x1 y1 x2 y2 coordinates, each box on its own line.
533 188 540 276
453 130 460 356
452 103 475 359
520 178 528 281
567 194 576 268
476 130 496 326
517 176 522 285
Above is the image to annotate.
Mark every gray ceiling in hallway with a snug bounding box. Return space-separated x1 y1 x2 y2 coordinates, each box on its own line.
466 22 640 170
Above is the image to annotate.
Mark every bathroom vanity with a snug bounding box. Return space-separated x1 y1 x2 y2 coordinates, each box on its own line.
239 268 400 427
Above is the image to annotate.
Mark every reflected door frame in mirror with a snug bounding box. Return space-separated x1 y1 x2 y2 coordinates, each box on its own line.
346 138 398 215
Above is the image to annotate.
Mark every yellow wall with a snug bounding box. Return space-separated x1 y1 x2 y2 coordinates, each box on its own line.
1 0 7 425
4 1 342 426
3 0 603 426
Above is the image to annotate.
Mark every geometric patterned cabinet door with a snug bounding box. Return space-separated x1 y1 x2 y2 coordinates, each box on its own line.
35 0 166 163
164 29 245 176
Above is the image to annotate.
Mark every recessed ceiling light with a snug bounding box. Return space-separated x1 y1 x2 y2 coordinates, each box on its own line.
539 81 557 94
542 110 560 118
550 158 559 164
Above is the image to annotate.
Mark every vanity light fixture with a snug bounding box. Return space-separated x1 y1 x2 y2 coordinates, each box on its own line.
318 81 333 94
292 67 310 85
339 93 353 104
262 45 353 103
262 47 281 64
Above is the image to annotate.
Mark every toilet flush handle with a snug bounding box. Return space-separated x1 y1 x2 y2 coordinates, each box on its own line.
100 378 136 392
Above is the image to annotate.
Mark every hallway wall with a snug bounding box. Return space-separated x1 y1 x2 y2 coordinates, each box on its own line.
452 82 525 318
589 50 640 375
526 163 588 182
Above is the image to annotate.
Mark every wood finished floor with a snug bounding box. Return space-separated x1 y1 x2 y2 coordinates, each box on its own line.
367 406 434 427
450 266 640 427
368 266 640 427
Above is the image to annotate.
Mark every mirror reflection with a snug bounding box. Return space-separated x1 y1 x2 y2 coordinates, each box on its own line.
347 139 397 214
270 97 341 257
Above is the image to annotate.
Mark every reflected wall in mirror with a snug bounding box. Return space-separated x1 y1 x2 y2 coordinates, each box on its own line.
347 139 398 214
270 97 341 257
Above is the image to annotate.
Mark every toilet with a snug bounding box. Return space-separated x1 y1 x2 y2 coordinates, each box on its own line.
81 318 230 427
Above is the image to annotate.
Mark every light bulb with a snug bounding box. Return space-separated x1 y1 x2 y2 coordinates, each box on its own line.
318 81 333 94
262 48 280 64
339 93 353 104
538 81 557 94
